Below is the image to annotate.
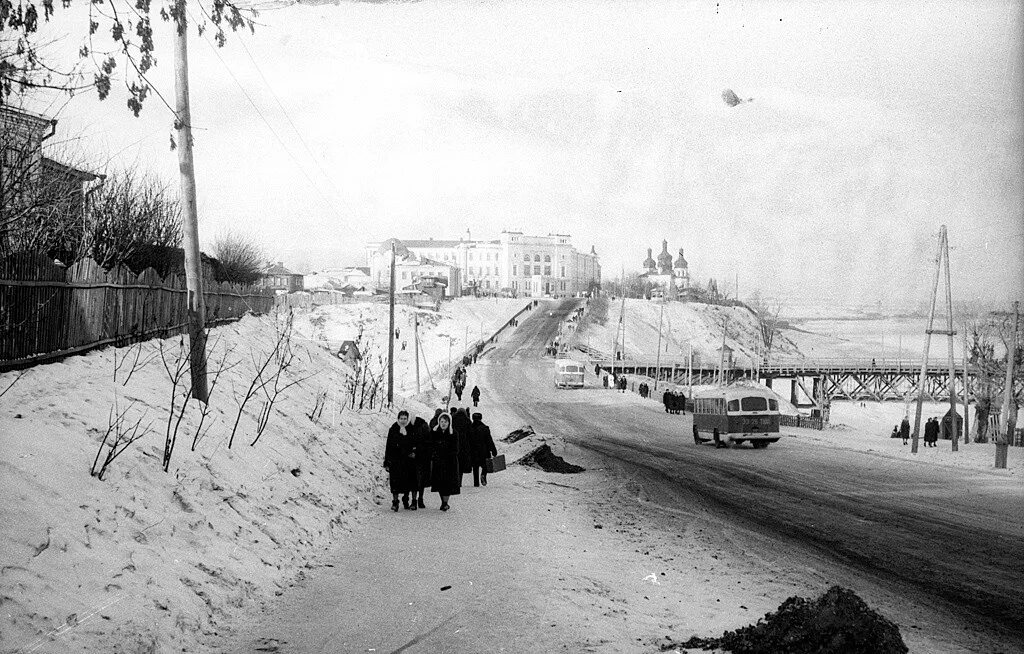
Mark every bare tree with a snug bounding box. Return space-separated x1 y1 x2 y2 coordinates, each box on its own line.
748 291 786 365
158 336 192 472
212 231 266 285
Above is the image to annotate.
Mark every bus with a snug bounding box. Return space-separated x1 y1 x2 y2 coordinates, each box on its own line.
692 385 782 449
554 358 585 389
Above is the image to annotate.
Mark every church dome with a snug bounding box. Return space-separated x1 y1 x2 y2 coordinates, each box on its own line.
674 248 688 269
657 240 673 273
642 248 656 270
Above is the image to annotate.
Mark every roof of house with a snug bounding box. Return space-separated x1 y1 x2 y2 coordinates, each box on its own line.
41 157 101 182
264 262 300 276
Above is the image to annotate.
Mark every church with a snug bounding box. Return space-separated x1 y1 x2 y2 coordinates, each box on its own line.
640 240 691 300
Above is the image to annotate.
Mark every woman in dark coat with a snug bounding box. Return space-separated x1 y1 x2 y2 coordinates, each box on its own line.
384 410 419 512
411 414 432 509
452 408 473 478
469 412 498 487
430 413 461 511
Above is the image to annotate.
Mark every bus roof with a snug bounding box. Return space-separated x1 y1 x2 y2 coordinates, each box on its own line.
693 385 781 402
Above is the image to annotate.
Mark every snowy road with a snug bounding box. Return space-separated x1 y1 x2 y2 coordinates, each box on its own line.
483 299 1024 651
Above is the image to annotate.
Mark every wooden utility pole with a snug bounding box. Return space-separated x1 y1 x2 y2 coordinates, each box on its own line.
414 312 420 394
912 226 957 453
654 303 664 391
173 6 208 403
688 342 693 398
996 301 1020 469
387 242 396 407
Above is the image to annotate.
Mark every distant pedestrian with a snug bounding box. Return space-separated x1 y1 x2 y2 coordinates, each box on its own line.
602 375 609 388
430 413 461 511
384 410 418 512
899 416 910 445
890 425 900 440
471 385 481 407
469 412 498 487
663 389 672 413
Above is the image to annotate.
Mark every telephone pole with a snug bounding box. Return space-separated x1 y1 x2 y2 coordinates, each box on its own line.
387 242 396 407
173 4 208 403
654 303 664 391
996 300 1019 469
414 312 420 394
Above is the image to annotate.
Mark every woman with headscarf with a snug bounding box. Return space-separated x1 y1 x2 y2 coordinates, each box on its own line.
430 412 461 511
429 408 444 430
384 410 418 512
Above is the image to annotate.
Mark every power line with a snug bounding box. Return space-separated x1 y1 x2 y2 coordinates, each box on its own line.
186 7 345 218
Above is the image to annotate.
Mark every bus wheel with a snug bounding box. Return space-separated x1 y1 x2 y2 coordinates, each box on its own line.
693 426 701 445
713 429 724 448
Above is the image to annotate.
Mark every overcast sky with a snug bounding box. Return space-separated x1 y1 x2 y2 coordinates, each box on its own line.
26 0 1024 310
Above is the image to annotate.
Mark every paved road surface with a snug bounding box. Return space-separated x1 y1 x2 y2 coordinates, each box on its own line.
481 298 1024 651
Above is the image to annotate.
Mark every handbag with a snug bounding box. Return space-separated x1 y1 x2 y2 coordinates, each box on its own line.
484 454 506 473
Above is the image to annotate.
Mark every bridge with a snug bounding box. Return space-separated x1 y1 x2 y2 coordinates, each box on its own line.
592 356 1023 406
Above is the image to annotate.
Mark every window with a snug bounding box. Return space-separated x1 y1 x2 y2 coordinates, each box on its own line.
561 281 566 290
544 266 551 276
486 253 491 261
469 253 474 261
544 255 551 262
533 254 540 262
768 399 779 411
523 254 530 262
533 265 541 275
513 265 517 276
741 397 768 411
727 399 740 412
560 267 565 277
526 280 531 290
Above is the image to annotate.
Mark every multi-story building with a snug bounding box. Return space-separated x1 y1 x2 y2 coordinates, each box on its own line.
365 231 600 298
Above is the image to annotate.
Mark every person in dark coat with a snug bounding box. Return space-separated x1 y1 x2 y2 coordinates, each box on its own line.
471 385 481 407
384 411 418 512
663 389 672 413
469 412 498 487
410 414 432 508
452 408 473 479
899 416 910 445
430 413 461 511
429 408 444 430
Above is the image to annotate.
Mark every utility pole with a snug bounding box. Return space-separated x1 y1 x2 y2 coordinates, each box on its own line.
387 242 396 407
414 312 420 394
912 226 957 453
688 342 693 398
173 5 208 403
996 300 1019 469
654 303 664 391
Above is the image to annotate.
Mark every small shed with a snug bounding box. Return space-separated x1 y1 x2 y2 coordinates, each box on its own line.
941 409 963 440
337 340 362 367
715 344 735 368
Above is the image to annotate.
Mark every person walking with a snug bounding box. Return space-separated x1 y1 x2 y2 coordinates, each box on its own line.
471 385 481 407
384 410 418 512
469 412 498 487
663 389 672 413
411 413 432 509
899 416 910 445
430 413 461 511
452 408 473 484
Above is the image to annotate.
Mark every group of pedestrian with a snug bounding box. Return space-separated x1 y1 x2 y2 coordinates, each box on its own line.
637 382 652 398
384 406 498 513
662 389 687 414
922 416 941 446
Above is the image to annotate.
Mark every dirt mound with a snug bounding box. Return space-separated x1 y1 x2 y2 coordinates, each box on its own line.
502 425 535 443
516 444 585 474
668 585 907 654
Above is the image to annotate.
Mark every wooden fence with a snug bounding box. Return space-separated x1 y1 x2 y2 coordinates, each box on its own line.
0 253 275 370
780 414 824 430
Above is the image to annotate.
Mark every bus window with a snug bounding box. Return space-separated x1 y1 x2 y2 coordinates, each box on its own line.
768 399 778 411
741 396 768 411
727 399 740 412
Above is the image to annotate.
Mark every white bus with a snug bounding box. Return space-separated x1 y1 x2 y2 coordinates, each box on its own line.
554 358 585 389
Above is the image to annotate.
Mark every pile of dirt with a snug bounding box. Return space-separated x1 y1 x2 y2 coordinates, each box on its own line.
502 425 535 443
516 444 585 474
668 586 907 654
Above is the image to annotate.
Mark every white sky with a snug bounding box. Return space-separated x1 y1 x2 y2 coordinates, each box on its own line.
22 0 1024 310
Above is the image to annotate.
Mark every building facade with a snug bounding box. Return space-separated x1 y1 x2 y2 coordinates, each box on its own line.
365 231 600 297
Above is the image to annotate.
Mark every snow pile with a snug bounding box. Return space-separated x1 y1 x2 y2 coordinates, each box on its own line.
515 443 586 473
673 585 908 654
0 313 434 653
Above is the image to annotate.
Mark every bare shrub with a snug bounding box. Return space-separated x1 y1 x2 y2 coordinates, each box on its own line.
212 232 266 285
90 400 152 481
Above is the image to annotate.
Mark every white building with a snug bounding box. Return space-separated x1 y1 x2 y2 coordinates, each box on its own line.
365 231 601 298
366 239 462 298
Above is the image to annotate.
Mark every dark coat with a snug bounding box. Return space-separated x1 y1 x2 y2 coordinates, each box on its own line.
411 417 432 488
430 425 462 495
452 409 473 473
384 422 418 494
899 417 911 440
429 410 443 430
469 419 498 466
471 386 481 401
